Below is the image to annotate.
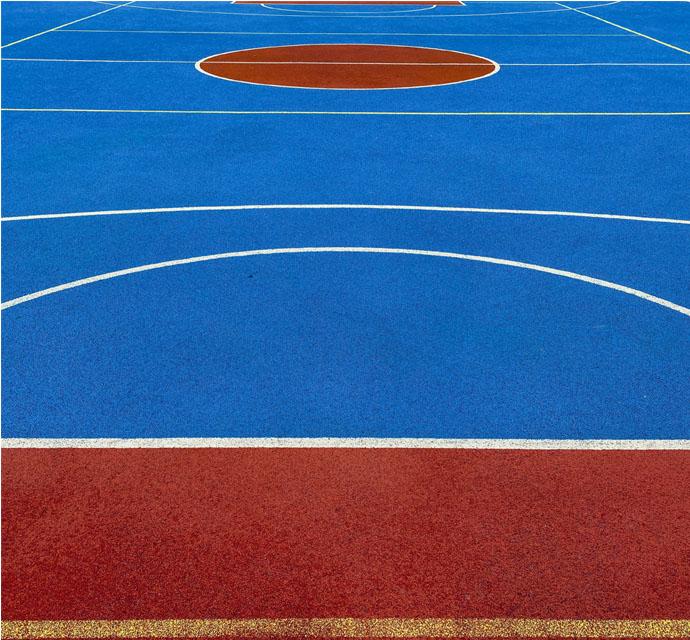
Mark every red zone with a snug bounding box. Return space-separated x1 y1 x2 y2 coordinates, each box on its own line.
234 3 464 5
197 45 496 89
3 448 690 626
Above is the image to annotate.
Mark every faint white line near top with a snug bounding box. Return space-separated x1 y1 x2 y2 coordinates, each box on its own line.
3 437 690 450
555 2 690 56
0 1 135 49
2 204 689 225
60 29 635 36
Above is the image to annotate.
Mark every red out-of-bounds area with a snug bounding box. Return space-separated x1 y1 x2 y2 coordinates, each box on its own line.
3 447 690 622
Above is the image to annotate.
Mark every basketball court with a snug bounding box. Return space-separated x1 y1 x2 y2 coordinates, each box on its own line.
2 1 689 638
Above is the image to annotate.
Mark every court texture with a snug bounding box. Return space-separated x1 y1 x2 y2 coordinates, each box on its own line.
1 0 690 638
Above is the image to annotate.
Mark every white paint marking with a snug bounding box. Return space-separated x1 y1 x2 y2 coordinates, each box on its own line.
2 57 495 66
555 2 690 56
3 247 690 318
4 58 193 64
6 58 690 67
2 204 689 225
4 108 688 116
90 0 621 19
259 3 437 14
0 1 135 49
502 62 690 66
3 437 689 450
60 29 635 36
193 43 500 91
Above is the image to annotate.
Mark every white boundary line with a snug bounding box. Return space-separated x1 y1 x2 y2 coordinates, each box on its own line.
3 437 690 449
3 204 689 224
4 108 689 116
59 29 636 36
0 1 135 49
7 58 690 67
3 246 690 316
555 2 690 56
194 43 500 90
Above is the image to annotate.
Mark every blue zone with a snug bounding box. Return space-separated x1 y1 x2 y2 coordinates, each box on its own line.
2 1 689 439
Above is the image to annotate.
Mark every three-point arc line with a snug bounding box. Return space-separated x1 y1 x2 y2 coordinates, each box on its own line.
2 247 690 318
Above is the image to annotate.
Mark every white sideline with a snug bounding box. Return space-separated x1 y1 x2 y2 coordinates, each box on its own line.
555 2 690 56
0 1 135 49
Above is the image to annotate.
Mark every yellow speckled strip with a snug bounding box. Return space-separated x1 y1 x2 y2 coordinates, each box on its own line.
3 618 690 639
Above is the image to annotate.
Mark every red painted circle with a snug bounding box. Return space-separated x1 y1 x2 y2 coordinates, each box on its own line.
197 44 498 89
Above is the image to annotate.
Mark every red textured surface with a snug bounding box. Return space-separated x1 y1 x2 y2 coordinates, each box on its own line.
3 448 690 621
234 2 464 5
198 45 496 89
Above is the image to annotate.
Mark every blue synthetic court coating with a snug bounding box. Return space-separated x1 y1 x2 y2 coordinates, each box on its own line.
2 1 689 440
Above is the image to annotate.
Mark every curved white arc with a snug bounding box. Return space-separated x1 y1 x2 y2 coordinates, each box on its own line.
3 204 689 224
259 3 437 14
3 437 690 450
3 247 690 318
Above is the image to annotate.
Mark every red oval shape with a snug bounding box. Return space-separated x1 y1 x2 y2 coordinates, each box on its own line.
197 44 499 90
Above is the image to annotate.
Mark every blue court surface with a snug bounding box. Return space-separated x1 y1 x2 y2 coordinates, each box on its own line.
2 0 689 441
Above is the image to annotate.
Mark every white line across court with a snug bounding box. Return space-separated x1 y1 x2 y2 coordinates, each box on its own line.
3 108 689 116
3 437 690 449
60 29 636 36
5 58 690 67
3 203 689 224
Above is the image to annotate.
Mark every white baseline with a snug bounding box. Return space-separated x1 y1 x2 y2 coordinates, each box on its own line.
0 1 135 49
555 2 690 56
3 437 690 450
